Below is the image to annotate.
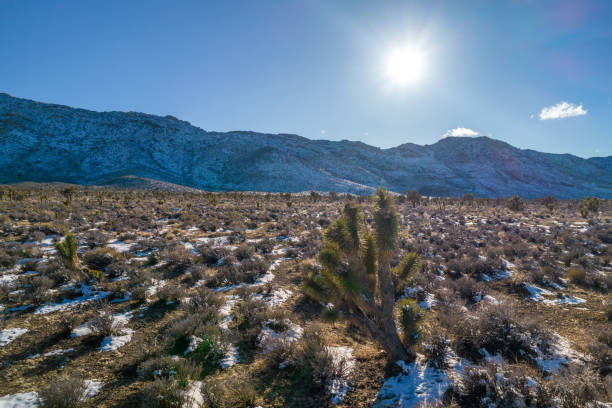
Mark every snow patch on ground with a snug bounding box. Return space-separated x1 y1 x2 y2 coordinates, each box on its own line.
220 344 240 369
184 336 203 356
258 319 303 354
99 328 134 352
107 240 135 253
82 380 103 399
251 288 293 309
182 381 203 408
146 279 167 300
375 353 465 407
418 293 437 310
535 333 584 373
0 328 28 347
326 346 355 404
524 283 554 302
34 284 110 314
212 258 289 292
0 391 38 407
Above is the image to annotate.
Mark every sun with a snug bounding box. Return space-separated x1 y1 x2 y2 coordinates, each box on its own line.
385 46 425 85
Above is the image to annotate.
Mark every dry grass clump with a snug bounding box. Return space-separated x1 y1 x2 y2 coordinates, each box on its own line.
38 372 86 408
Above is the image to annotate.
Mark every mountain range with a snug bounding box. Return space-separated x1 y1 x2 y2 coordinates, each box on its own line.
1 93 610 198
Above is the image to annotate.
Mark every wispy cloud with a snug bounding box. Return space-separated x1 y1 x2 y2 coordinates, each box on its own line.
443 127 478 137
539 101 587 120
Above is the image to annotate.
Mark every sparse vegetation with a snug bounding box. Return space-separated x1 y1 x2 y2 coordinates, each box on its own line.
0 186 609 407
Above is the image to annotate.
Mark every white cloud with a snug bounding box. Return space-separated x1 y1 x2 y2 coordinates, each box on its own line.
443 127 479 137
539 101 587 120
320 129 326 135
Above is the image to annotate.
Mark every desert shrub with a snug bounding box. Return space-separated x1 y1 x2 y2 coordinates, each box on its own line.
88 269 104 282
91 311 119 337
232 298 267 353
537 365 607 408
199 245 229 265
160 244 192 271
201 372 258 408
26 276 55 305
588 327 612 377
188 336 225 376
38 372 86 408
445 365 537 408
507 195 525 212
140 378 185 408
453 305 547 362
449 276 486 303
57 314 79 338
425 335 450 369
234 243 254 261
37 260 68 285
157 284 186 303
182 286 222 318
254 238 275 254
83 247 117 270
321 304 340 323
131 285 148 303
0 283 10 304
84 229 107 248
566 267 586 284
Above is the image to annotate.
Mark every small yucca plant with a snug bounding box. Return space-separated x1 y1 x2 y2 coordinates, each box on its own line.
56 232 80 271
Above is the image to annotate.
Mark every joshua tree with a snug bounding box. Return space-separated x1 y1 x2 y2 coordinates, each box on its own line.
304 188 420 361
56 232 80 271
406 190 421 208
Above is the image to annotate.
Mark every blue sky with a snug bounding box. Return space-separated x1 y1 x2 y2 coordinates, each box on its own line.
1 0 611 157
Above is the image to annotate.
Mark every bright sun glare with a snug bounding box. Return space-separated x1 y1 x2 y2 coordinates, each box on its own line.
385 46 425 85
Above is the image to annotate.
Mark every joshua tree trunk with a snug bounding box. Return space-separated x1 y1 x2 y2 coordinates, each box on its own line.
376 253 410 362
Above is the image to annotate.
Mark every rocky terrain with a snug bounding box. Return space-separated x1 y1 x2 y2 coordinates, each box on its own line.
1 93 611 198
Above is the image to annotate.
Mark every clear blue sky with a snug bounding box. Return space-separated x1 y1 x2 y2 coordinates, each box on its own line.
1 0 611 157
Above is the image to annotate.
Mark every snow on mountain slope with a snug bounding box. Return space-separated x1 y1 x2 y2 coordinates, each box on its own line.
1 93 610 198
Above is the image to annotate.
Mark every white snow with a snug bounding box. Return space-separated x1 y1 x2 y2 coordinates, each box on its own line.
195 236 230 247
375 354 458 407
182 381 203 408
217 295 240 367
99 328 134 352
483 295 500 305
220 344 240 369
0 274 19 287
145 279 167 300
44 348 74 357
258 319 303 354
543 295 587 306
82 380 103 399
523 283 554 302
34 284 110 314
0 328 28 347
106 240 135 253
0 391 38 407
326 346 355 404
71 321 94 338
212 258 289 292
184 335 203 356
535 333 584 373
418 293 437 310
251 288 293 309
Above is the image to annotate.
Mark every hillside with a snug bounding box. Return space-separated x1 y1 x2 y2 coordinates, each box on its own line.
1 93 610 198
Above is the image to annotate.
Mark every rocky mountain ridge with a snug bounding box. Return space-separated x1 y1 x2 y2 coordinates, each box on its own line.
1 93 610 198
